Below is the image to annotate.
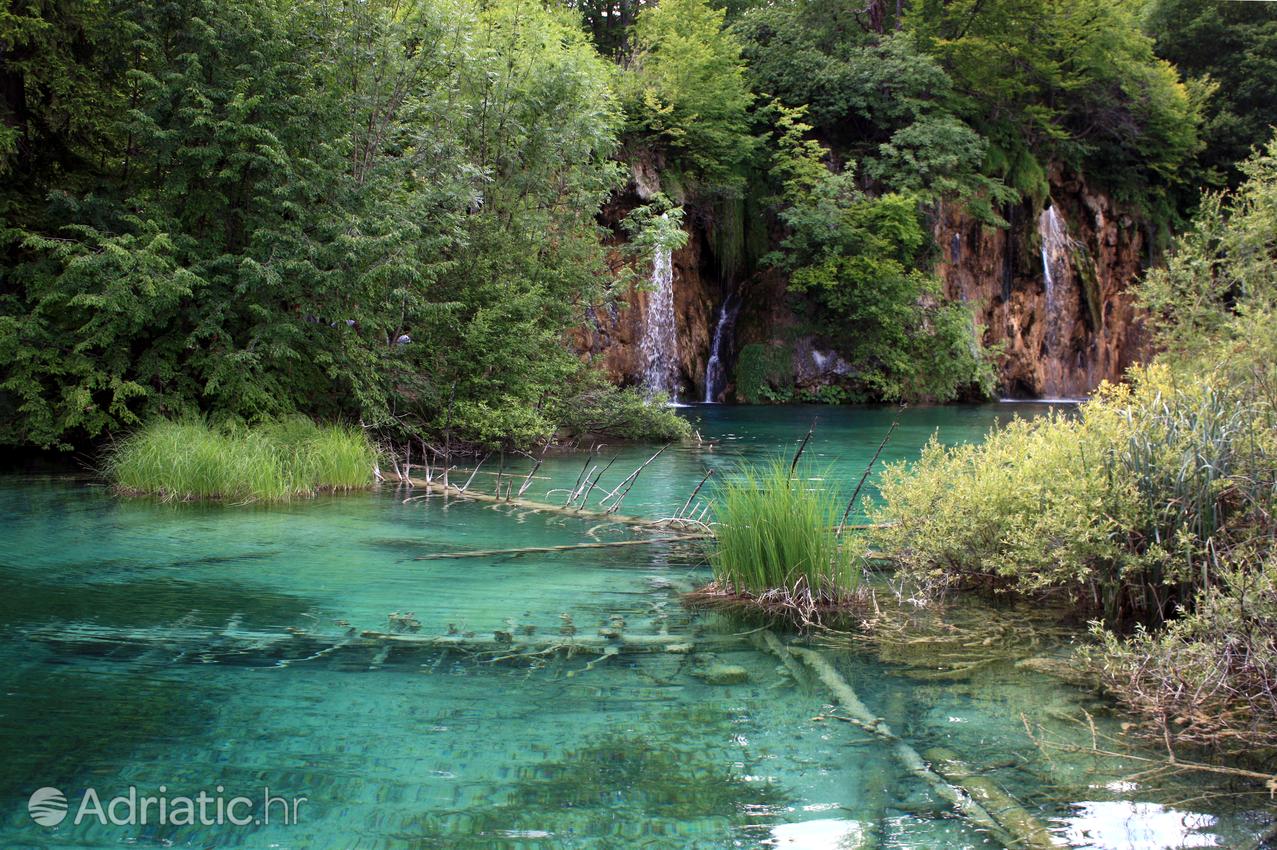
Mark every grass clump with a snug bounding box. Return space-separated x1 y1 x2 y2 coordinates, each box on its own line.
695 458 858 624
108 417 376 502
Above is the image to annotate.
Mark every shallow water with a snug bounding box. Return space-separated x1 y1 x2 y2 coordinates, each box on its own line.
0 404 1267 848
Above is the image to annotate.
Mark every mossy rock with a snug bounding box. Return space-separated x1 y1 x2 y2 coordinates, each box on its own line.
695 664 750 685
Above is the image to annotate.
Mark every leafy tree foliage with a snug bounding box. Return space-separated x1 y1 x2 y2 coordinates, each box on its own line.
0 0 676 450
766 109 995 401
619 0 756 192
1138 136 1277 373
1142 0 1277 190
2 0 1272 451
908 0 1199 214
735 12 1007 214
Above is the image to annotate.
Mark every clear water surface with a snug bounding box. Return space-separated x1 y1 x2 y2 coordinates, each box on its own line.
0 404 1268 849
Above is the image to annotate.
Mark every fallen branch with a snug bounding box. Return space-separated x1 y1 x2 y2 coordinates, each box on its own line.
923 745 1057 849
1023 714 1277 785
789 419 817 477
600 444 669 514
415 534 707 560
575 455 618 508
29 622 741 662
458 452 490 493
678 468 714 518
406 477 667 528
564 452 595 507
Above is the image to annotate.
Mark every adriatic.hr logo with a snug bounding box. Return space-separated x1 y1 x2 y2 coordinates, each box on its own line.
28 787 69 826
25 785 306 829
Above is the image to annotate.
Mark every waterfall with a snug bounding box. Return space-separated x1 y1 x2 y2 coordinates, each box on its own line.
1038 204 1070 352
703 293 739 403
640 239 680 398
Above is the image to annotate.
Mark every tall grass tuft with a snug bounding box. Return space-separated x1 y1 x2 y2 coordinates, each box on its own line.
108 417 377 503
709 458 858 600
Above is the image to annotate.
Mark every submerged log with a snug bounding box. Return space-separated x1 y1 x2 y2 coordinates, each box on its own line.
761 634 1041 850
28 623 742 664
922 746 1057 850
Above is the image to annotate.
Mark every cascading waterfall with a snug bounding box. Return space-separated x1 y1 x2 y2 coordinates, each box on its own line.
1038 204 1070 353
1037 202 1086 398
640 237 680 398
703 293 740 403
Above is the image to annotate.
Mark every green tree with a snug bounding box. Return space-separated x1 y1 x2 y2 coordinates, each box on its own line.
908 0 1200 215
619 0 756 192
0 0 674 450
736 12 1002 205
1143 0 1277 189
766 109 995 401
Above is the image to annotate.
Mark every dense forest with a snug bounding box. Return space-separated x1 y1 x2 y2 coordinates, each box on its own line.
2 0 1275 451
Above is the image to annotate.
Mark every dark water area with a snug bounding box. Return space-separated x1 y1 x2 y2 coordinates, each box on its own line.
0 403 1265 848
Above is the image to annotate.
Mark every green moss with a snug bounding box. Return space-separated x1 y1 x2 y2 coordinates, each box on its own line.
1070 242 1103 331
734 342 793 404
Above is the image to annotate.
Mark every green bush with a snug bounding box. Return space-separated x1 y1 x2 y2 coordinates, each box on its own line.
108 418 376 503
556 385 692 442
871 366 1275 624
710 458 856 597
869 140 1277 754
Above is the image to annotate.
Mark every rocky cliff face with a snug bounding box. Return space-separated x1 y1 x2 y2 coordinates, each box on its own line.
577 166 1149 402
934 169 1149 398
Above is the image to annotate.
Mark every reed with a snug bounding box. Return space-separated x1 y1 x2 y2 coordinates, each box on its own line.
108 417 376 502
709 458 857 597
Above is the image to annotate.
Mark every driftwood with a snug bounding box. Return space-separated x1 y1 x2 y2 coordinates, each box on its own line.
415 534 707 560
923 746 1057 850
678 468 714 518
574 455 618 508
457 452 491 493
760 633 1043 850
599 444 669 514
358 630 735 653
564 452 596 506
406 477 666 527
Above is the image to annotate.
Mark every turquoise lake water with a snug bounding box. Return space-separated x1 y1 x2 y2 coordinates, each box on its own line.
0 404 1269 848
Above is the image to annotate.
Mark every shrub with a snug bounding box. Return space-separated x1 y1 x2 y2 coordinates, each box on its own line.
870 140 1277 754
870 365 1275 624
1080 549 1277 757
554 380 692 443
108 418 376 502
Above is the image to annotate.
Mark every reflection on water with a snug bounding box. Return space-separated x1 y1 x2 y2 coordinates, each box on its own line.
767 817 867 848
0 404 1266 848
1057 802 1219 850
